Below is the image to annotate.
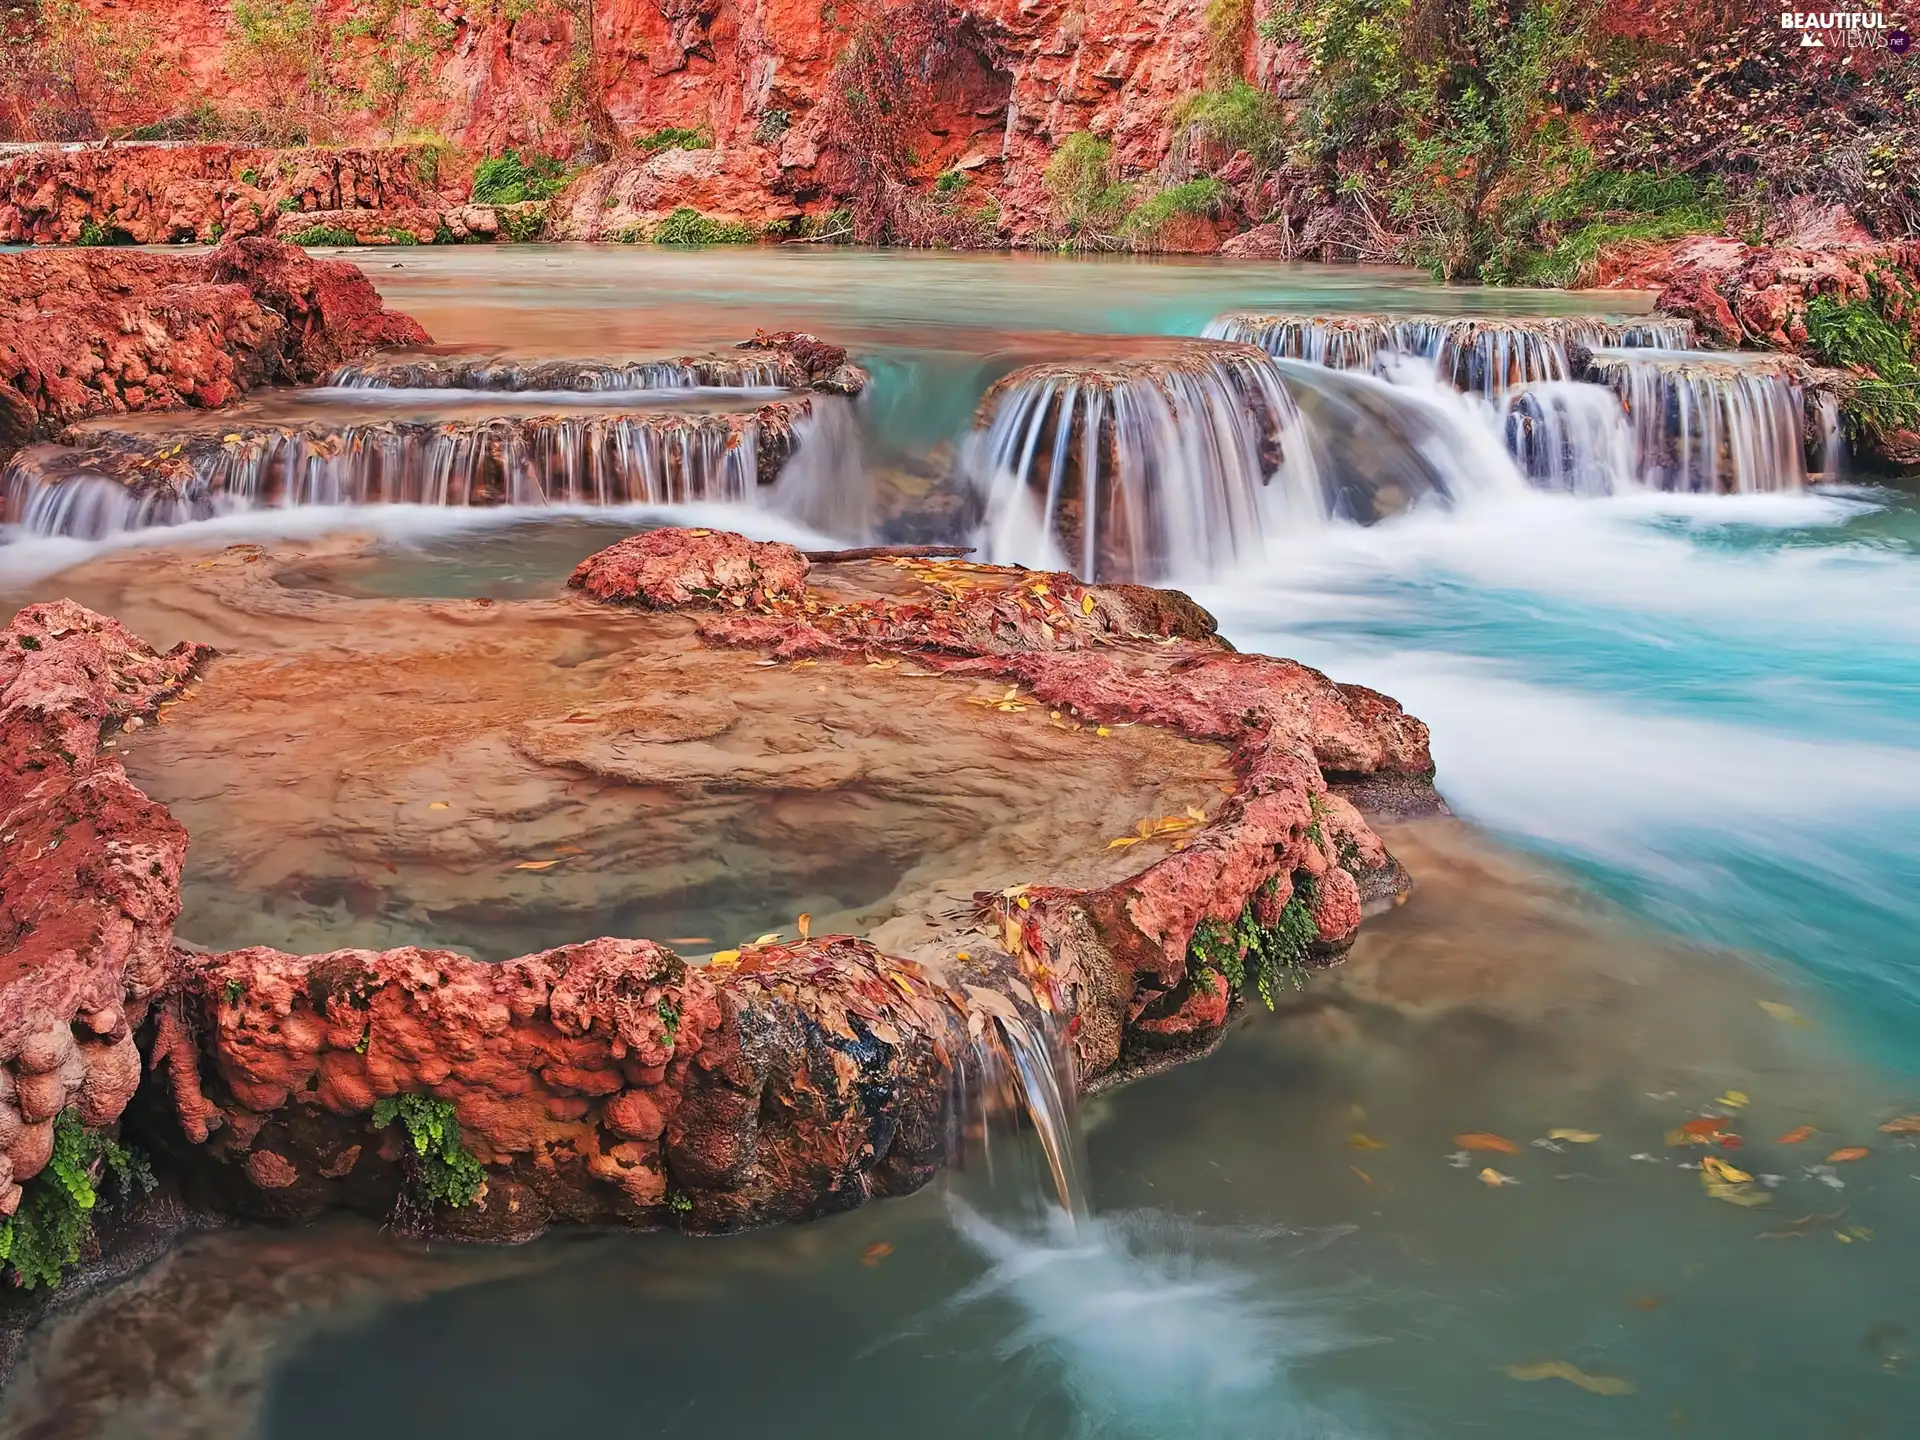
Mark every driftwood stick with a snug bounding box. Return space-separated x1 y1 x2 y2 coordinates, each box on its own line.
802 544 977 562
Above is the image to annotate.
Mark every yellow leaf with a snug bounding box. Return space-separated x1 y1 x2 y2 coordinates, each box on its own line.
797 913 811 940
954 951 970 961
753 932 782 945
1095 726 1110 737
1081 593 1095 615
1547 1129 1601 1143
1478 1167 1518 1187
1347 1133 1387 1150
1106 836 1142 849
707 949 741 970
1758 1000 1814 1029
1702 1156 1753 1184
428 801 451 810
1714 1091 1750 1110
513 859 561 871
1350 1166 1372 1185
1505 1361 1637 1396
1704 1180 1771 1207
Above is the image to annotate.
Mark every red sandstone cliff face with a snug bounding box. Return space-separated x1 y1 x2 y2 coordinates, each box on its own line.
0 239 429 460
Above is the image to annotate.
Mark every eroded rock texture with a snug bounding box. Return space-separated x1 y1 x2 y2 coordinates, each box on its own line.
2 527 1432 1239
0 239 430 462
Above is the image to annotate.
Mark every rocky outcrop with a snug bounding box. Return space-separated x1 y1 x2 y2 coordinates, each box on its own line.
0 144 452 246
0 238 429 462
0 527 1431 1243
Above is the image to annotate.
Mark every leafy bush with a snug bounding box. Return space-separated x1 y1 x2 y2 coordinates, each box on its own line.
500 205 547 243
934 169 968 196
286 224 359 246
1187 877 1319 1012
1488 169 1726 286
753 108 791 145
1174 81 1290 170
0 1112 154 1290
636 125 712 155
371 1094 485 1209
1805 293 1920 441
1044 132 1133 243
385 227 420 245
469 149 569 205
1123 177 1229 237
651 206 757 245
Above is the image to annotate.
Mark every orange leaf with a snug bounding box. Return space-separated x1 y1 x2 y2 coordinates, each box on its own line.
1455 1132 1519 1154
1878 1115 1920 1134
1826 1147 1870 1163
513 859 562 871
1679 1115 1732 1137
860 1242 894 1267
1776 1125 1816 1145
797 912 812 940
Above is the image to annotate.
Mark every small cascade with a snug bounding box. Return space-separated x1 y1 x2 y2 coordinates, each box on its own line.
953 1005 1090 1222
1206 312 1694 395
4 405 807 540
1502 381 1639 496
1812 392 1848 483
960 342 1322 582
326 353 794 392
768 395 873 542
1586 350 1813 494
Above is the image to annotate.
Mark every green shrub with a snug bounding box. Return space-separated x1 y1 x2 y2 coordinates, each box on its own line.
798 208 853 242
753 108 791 145
1805 293 1920 441
371 1094 485 1209
386 228 420 245
238 166 262 187
1123 177 1229 237
500 206 547 243
74 219 116 246
636 125 713 155
651 206 757 245
934 169 968 196
469 150 568 205
1044 132 1133 241
1173 82 1289 169
1187 876 1319 1012
286 224 359 246
0 1113 154 1291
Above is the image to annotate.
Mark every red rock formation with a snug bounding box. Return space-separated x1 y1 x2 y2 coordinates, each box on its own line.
0 144 452 246
1 527 1431 1240
0 238 429 460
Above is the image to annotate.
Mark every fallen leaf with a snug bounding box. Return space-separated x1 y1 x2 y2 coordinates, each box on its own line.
513 859 561 871
1758 1000 1814 1029
1081 593 1096 615
797 913 811 940
1777 1126 1816 1145
1479 1167 1519 1187
1350 1166 1372 1185
1878 1115 1920 1135
1715 1091 1750 1110
707 949 741 970
1348 1133 1387 1150
753 932 782 945
665 937 712 946
553 846 585 856
1505 1360 1637 1396
1827 1147 1871 1163
1631 1293 1669 1311
1095 726 1110 737
428 801 450 810
1702 1156 1754 1184
860 1242 894 1266
1547 1129 1601 1144
1679 1115 1733 1137
1456 1132 1520 1154
1704 1180 1772 1207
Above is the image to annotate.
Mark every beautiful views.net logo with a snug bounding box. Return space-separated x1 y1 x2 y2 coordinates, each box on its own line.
1780 9 1911 51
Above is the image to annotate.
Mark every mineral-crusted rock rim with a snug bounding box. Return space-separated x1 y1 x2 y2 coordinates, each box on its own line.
0 525 1435 1253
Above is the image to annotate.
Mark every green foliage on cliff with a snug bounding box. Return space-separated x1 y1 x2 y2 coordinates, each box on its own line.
1044 133 1133 246
372 1094 486 1209
635 125 713 155
1174 82 1289 171
286 224 359 247
0 1112 154 1291
1188 877 1319 1012
1487 168 1726 287
651 207 757 245
1805 292 1920 443
470 150 569 206
1123 178 1230 238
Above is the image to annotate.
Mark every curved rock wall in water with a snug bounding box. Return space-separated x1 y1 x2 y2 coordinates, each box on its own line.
0 528 1430 1241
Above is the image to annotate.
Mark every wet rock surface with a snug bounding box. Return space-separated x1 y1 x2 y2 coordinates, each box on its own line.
0 239 430 464
0 526 1429 1253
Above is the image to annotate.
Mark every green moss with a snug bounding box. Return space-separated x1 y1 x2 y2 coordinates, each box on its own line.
286 224 359 247
753 109 791 145
0 1113 155 1291
934 169 968 196
656 997 681 1048
635 125 713 155
238 166 262 187
651 207 757 246
1174 81 1288 168
385 228 420 246
17 634 41 651
371 1095 485 1209
1805 292 1920 441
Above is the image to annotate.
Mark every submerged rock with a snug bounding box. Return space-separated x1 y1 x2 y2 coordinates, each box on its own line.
0 528 1431 1245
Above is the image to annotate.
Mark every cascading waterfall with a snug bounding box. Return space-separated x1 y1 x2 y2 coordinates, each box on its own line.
960 343 1323 582
1205 312 1695 394
4 409 791 540
769 395 873 541
1502 380 1640 495
1586 349 1812 493
953 1005 1090 1223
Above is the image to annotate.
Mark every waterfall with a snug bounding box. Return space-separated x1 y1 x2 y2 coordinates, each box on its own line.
1586 350 1812 494
1205 313 1695 395
326 355 792 392
768 395 873 542
959 343 1322 582
1812 392 1848 483
4 411 784 540
953 1007 1090 1222
1502 381 1639 496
